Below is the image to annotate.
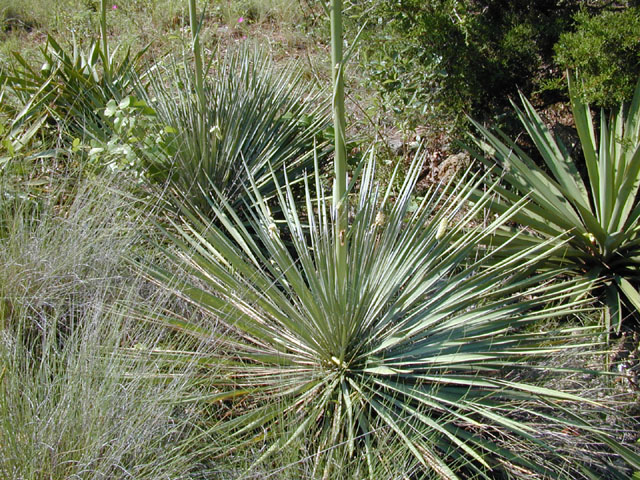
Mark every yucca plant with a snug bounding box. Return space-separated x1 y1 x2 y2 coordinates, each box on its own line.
468 76 640 335
0 0 146 145
136 47 330 215
0 35 147 140
146 149 631 479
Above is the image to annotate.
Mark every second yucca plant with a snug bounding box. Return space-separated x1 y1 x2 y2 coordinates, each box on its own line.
138 48 329 215
469 76 640 335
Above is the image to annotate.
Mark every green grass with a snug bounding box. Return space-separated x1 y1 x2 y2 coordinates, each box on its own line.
0 173 217 479
0 0 182 43
0 294 204 479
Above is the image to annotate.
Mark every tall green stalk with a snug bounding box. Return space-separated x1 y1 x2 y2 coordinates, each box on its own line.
188 0 206 112
99 0 110 82
330 0 348 283
188 0 209 169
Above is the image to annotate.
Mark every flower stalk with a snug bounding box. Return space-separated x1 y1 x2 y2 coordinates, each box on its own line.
330 0 348 284
188 0 206 112
100 0 110 81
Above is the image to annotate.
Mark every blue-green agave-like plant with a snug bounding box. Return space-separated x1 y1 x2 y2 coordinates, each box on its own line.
469 77 640 336
146 149 628 479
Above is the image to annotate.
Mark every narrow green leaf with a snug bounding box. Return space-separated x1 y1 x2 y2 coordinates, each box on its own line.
569 74 600 206
616 276 640 315
516 93 591 210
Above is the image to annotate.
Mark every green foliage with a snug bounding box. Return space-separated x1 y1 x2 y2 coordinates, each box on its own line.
350 1 640 134
361 37 446 128
146 151 626 479
137 47 330 214
0 33 147 145
554 7 640 107
0 2 638 478
86 95 167 174
0 100 66 232
0 85 53 171
469 76 640 336
352 0 578 129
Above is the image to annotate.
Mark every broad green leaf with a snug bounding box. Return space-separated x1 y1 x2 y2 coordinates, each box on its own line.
104 99 118 117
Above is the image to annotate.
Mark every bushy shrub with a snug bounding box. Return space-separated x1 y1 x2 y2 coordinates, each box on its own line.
352 0 577 129
351 1 640 133
554 7 640 107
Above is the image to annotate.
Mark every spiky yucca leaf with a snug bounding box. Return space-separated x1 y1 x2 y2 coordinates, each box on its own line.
137 47 330 215
469 76 640 335
147 152 619 479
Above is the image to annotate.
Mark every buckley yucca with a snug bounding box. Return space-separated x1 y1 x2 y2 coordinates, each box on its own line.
469 76 640 336
146 149 626 479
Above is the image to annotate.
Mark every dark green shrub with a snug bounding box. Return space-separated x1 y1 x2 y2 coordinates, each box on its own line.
351 0 640 136
554 7 640 107
353 0 578 129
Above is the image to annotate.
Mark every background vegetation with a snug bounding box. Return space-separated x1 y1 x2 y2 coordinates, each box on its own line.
349 0 640 134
